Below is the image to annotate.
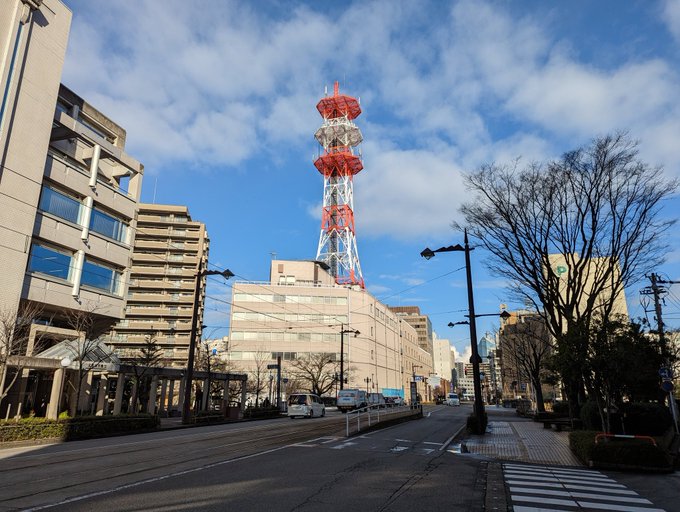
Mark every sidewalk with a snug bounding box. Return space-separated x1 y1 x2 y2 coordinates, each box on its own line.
461 406 581 466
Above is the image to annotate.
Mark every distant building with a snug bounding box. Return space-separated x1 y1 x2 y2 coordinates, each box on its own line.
387 305 434 357
108 204 209 367
228 260 433 399
498 309 554 401
432 333 455 382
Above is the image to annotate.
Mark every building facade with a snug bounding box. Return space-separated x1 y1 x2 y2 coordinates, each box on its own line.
228 260 432 400
108 204 209 366
0 0 147 417
0 7 144 343
432 333 455 382
387 305 434 357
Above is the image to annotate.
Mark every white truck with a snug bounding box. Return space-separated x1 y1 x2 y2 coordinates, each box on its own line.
336 389 368 413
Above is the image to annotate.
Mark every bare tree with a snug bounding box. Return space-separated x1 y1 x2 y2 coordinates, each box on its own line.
125 334 164 414
499 312 554 412
0 302 46 404
247 351 270 407
459 133 677 406
195 341 242 408
289 353 338 396
63 305 112 416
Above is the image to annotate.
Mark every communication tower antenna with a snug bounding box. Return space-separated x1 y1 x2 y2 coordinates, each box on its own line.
312 81 365 288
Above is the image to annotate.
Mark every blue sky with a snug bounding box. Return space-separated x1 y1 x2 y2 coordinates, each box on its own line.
62 0 680 361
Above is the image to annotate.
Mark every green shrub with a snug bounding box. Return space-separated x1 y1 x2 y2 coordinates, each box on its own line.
569 430 598 463
579 400 603 431
466 412 488 435
0 415 159 443
620 402 672 436
243 406 281 419
591 440 672 469
569 430 672 470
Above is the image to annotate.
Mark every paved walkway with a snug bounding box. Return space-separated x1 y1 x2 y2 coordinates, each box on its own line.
461 407 582 466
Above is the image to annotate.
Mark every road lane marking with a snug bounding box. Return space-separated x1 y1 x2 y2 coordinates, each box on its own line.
21 444 292 511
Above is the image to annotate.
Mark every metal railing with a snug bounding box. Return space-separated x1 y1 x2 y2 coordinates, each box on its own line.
345 403 422 436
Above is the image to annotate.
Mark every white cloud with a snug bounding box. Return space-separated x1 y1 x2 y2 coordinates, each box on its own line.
663 0 680 43
62 0 680 240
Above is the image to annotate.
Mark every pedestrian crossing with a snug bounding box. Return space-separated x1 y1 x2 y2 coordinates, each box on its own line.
504 463 666 512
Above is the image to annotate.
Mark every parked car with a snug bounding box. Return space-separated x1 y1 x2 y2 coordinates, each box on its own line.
446 393 461 406
336 389 368 413
367 392 386 408
287 393 325 419
386 396 405 406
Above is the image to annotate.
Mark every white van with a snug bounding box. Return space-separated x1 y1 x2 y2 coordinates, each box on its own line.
287 393 325 419
336 389 367 413
446 393 461 406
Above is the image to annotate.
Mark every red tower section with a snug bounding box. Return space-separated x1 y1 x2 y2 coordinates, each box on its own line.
313 82 364 288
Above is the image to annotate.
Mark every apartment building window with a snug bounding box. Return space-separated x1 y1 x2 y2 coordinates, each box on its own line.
39 185 81 224
90 207 128 243
28 243 73 281
81 257 122 295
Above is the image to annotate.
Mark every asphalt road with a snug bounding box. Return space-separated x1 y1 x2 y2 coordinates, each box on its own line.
0 405 480 511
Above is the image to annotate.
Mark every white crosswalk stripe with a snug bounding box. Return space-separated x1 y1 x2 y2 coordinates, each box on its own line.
504 463 666 512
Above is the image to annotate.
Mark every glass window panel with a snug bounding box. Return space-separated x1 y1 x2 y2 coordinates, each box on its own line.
90 208 128 243
81 258 121 295
28 244 72 280
39 186 80 224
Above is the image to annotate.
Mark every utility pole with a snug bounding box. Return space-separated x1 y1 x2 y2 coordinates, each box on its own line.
182 267 233 425
642 273 679 433
339 324 360 391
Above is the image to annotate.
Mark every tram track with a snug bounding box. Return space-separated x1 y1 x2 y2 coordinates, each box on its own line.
1 417 346 509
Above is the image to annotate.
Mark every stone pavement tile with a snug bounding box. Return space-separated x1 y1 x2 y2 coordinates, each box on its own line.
462 419 582 467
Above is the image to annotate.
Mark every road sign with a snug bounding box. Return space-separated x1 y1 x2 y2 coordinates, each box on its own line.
267 363 279 369
661 380 674 393
414 376 422 382
659 367 673 379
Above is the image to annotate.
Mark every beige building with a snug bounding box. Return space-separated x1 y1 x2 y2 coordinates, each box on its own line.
109 204 209 366
0 0 142 342
0 0 147 417
547 253 629 323
432 333 455 382
388 306 434 356
228 260 432 400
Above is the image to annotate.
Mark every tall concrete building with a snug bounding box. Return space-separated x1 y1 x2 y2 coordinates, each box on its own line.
228 260 432 399
0 0 143 342
387 306 434 356
0 1 147 418
109 204 209 367
432 333 455 382
547 253 629 323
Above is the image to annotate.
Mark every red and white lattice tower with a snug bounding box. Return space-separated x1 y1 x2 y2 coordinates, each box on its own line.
313 81 365 288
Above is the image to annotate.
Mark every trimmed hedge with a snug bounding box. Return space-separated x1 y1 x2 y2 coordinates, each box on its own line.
243 406 281 419
569 430 673 471
0 415 160 443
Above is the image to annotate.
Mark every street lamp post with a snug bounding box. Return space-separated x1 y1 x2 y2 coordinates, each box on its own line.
182 267 234 424
421 229 488 433
339 324 360 391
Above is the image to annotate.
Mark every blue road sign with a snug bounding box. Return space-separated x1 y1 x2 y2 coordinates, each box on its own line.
659 367 673 379
661 380 674 393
